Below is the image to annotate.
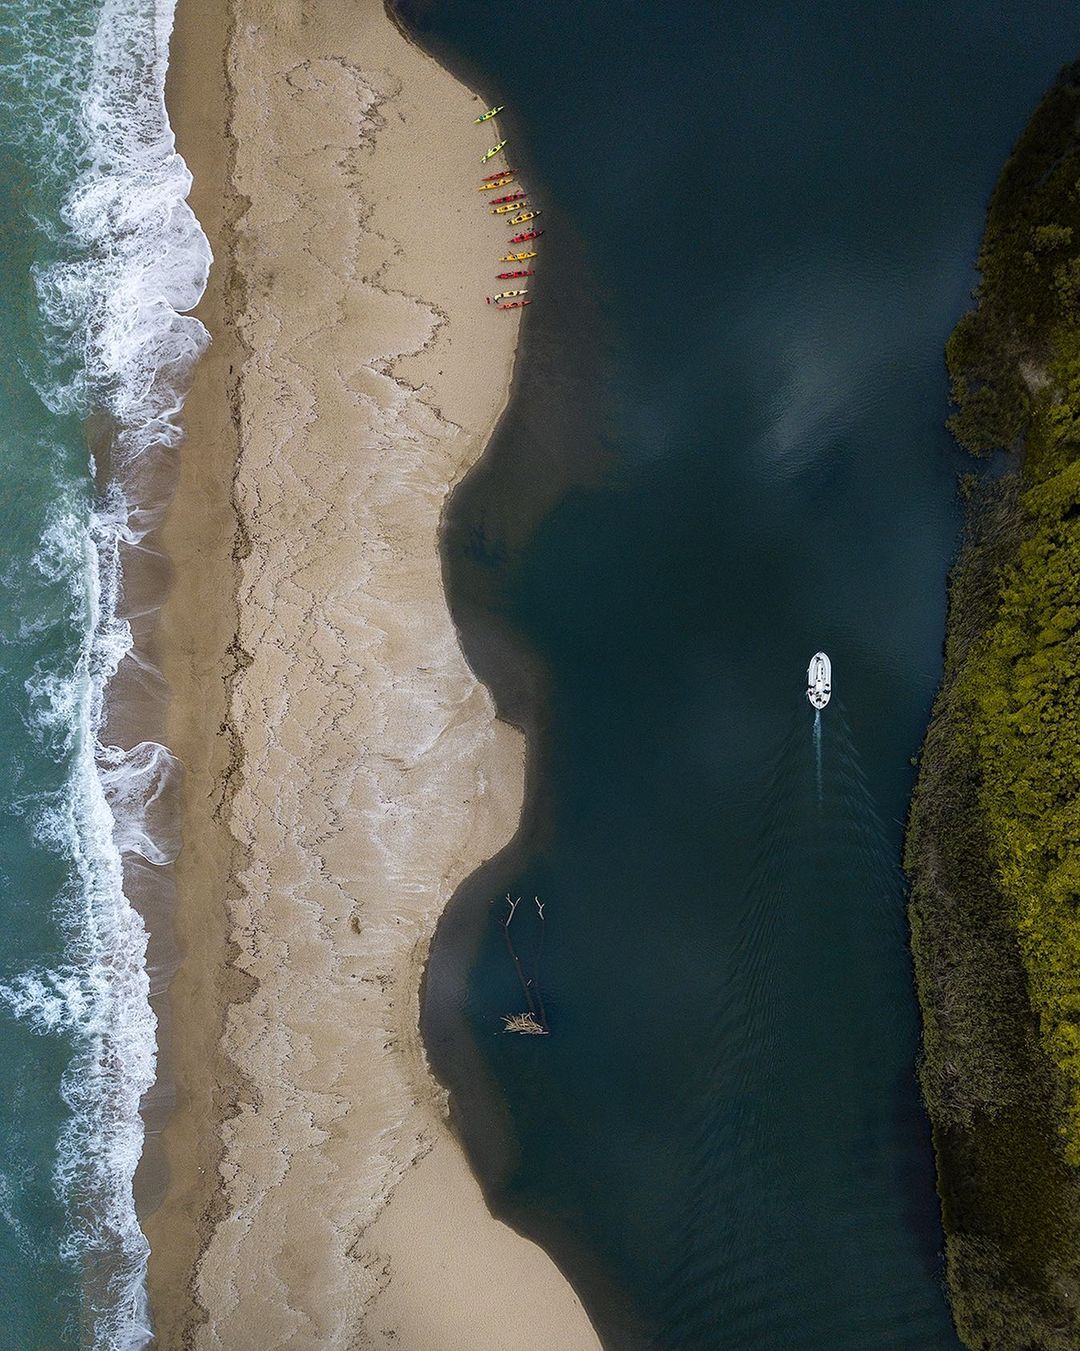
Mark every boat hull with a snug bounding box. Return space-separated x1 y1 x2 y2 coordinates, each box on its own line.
806 651 831 709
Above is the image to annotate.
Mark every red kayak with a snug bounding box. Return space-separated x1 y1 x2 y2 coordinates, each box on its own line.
490 191 527 205
496 269 535 279
498 300 531 310
479 169 517 187
509 229 544 244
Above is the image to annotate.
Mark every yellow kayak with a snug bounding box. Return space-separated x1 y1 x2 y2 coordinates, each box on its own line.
493 200 529 214
479 176 514 191
508 209 541 225
474 104 505 123
481 140 507 164
501 250 538 262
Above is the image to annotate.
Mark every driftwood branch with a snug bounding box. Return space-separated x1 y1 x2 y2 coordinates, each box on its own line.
502 1012 546 1035
503 894 538 1018
501 892 550 1034
531 897 548 1033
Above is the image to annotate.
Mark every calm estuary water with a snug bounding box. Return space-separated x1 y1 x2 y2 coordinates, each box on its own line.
399 2 1080 1347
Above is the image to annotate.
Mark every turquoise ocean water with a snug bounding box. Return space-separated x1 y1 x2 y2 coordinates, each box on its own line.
0 2 206 1345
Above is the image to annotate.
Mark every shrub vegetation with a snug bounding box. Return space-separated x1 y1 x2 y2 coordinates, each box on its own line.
906 58 1080 1349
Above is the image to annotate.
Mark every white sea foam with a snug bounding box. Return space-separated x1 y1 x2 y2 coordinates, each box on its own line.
0 0 210 1346
100 741 182 866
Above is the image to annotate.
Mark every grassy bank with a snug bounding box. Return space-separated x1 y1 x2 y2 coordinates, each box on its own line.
906 58 1080 1349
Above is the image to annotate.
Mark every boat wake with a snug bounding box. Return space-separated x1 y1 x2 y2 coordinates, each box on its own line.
655 699 913 1347
0 0 209 1345
819 700 907 940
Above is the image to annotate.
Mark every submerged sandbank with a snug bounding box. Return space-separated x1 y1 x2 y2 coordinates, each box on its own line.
146 0 599 1345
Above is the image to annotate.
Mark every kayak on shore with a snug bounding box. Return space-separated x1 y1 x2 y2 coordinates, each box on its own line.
509 229 543 243
474 104 504 123
482 140 507 163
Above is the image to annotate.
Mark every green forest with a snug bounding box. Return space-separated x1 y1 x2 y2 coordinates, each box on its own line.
906 58 1080 1350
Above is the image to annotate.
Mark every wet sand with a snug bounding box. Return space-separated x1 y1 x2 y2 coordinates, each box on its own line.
145 0 599 1345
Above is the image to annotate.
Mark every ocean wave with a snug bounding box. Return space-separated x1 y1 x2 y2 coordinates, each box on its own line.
100 741 182 866
0 0 210 1346
36 1 211 460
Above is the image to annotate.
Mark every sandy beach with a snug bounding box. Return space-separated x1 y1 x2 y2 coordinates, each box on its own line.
144 0 599 1346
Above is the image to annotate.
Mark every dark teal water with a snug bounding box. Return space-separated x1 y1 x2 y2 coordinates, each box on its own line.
401 3 1080 1348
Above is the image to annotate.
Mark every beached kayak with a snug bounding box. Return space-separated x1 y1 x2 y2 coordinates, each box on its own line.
501 250 538 262
508 209 540 225
481 140 507 163
487 289 529 303
474 104 505 123
498 299 531 310
479 172 516 189
490 191 527 205
496 269 535 279
509 229 544 243
493 200 530 215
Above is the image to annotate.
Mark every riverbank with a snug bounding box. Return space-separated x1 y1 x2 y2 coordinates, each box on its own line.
906 58 1080 1351
144 0 599 1345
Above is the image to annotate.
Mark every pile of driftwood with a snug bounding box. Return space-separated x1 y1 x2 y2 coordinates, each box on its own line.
501 894 549 1034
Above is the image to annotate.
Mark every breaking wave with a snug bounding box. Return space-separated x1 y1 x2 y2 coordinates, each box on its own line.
0 0 209 1345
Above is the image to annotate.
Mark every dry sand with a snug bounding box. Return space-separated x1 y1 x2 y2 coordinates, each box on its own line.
145 0 600 1346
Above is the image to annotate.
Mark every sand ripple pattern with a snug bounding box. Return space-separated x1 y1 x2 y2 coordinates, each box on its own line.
181 9 547 1349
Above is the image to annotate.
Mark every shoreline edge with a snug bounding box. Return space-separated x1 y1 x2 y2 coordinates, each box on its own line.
145 0 600 1346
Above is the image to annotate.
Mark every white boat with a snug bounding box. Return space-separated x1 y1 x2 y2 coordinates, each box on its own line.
807 651 831 709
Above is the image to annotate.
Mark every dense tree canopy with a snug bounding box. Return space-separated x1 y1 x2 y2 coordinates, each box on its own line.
907 57 1080 1351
